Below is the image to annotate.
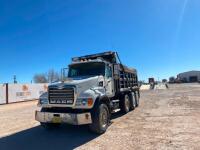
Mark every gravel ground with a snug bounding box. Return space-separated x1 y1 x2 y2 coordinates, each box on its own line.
0 83 200 150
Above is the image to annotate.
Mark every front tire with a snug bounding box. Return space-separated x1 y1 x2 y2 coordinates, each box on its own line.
89 103 110 134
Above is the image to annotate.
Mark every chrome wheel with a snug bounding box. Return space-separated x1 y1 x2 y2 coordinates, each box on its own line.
135 92 139 107
124 95 130 112
100 107 108 128
89 103 110 134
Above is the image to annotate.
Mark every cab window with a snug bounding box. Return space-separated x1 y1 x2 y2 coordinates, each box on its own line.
105 65 112 78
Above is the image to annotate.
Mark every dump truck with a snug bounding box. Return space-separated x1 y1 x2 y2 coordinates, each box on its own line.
35 51 140 134
149 78 155 89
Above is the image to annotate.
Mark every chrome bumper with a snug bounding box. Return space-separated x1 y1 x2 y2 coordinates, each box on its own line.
35 111 92 125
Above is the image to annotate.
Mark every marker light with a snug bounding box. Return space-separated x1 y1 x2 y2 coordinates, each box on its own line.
87 98 93 106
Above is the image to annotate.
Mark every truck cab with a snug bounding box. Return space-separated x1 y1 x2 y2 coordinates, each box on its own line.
35 51 140 134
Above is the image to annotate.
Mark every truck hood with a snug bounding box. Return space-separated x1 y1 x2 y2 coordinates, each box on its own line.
49 75 105 98
49 76 102 89
64 76 99 85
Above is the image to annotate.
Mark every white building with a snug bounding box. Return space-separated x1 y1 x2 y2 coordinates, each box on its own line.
177 71 200 83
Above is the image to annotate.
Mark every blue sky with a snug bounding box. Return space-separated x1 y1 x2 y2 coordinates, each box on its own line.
0 0 199 83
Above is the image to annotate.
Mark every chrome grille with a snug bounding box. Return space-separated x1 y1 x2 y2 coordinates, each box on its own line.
48 86 74 104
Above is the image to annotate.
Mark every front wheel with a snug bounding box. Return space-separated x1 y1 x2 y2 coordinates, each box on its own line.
89 103 110 134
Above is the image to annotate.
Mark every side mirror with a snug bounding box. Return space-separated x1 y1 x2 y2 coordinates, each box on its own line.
61 68 68 81
113 64 119 79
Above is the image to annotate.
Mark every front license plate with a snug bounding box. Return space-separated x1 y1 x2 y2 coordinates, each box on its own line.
52 116 62 123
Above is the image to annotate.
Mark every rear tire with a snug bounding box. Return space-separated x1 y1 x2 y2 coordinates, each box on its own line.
89 103 110 134
135 91 140 107
120 94 130 113
129 93 136 110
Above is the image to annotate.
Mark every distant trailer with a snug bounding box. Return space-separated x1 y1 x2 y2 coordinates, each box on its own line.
148 78 155 84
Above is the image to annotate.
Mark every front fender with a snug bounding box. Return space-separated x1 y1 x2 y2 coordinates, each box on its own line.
92 95 111 112
75 87 106 109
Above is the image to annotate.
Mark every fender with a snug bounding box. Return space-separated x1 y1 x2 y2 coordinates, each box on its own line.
93 95 111 112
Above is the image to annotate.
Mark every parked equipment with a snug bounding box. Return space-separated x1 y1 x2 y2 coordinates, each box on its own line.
148 78 155 89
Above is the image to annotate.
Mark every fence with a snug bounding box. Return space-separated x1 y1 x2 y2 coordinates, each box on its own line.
0 83 48 104
0 84 6 104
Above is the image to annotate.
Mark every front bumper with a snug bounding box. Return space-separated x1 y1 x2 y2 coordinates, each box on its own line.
35 111 92 125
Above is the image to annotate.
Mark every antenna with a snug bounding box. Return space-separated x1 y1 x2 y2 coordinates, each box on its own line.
13 75 17 84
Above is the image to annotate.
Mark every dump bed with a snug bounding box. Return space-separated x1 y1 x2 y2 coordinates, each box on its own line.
72 51 139 91
118 64 138 90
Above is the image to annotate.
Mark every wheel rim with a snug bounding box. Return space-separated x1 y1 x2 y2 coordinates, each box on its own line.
125 95 130 111
100 107 108 128
133 97 136 107
135 93 139 105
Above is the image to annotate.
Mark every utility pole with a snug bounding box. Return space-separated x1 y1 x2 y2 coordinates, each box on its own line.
14 75 17 84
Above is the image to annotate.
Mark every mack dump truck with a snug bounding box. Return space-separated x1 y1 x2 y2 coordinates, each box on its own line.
35 51 140 134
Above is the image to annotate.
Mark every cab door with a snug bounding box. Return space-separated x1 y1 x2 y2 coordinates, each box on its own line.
105 64 114 97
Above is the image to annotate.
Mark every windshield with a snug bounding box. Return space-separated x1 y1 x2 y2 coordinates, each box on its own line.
68 62 105 78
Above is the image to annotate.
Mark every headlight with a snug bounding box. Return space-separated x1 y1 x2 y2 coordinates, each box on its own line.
39 98 48 105
38 92 48 105
76 98 93 107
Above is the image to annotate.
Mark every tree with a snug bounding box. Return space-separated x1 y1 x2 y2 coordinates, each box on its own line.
47 69 60 83
33 74 48 83
33 69 61 83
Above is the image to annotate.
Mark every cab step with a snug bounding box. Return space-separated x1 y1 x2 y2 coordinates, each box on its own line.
112 99 120 103
112 108 120 113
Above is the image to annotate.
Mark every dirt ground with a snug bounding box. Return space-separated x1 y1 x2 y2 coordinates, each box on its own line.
0 83 200 150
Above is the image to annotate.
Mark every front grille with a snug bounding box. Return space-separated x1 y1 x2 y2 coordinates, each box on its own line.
48 86 74 104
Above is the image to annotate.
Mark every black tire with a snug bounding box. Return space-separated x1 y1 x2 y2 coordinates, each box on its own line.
89 103 110 134
135 91 140 107
120 94 130 113
129 93 136 110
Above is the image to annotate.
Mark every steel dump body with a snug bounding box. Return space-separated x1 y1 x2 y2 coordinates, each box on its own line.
72 51 139 93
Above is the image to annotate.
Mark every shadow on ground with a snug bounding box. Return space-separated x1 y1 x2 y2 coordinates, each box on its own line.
0 125 99 150
111 111 124 120
0 112 126 150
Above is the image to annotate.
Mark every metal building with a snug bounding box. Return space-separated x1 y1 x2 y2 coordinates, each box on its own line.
177 71 200 83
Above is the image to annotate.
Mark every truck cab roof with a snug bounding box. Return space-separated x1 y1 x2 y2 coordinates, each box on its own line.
71 51 137 74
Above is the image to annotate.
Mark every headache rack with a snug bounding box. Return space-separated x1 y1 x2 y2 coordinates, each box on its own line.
72 51 117 63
